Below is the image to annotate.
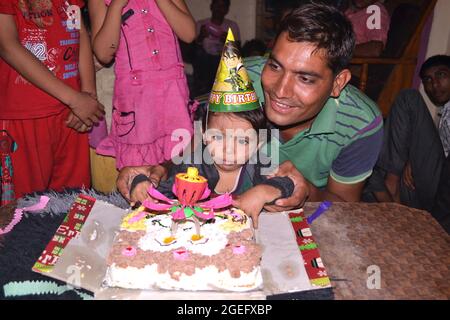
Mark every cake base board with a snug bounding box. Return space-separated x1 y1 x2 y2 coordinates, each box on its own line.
34 199 331 299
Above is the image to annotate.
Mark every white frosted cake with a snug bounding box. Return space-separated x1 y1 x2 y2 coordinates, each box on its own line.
104 206 263 291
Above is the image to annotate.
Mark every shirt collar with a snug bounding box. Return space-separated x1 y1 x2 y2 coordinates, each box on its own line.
306 94 339 136
444 100 450 110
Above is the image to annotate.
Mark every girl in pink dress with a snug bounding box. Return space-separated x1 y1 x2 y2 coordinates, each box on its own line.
89 0 195 169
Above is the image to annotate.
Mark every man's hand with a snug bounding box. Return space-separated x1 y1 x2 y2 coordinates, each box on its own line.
65 112 91 132
402 161 415 190
67 92 104 127
232 185 276 229
117 165 168 201
264 160 309 212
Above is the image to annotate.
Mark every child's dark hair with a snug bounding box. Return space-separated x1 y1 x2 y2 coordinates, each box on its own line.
420 55 450 79
278 2 355 74
242 39 267 58
198 106 267 132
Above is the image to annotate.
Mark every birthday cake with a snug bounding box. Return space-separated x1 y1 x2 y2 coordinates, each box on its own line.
104 168 263 291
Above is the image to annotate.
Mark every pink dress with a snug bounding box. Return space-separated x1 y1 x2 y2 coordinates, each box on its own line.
97 0 193 169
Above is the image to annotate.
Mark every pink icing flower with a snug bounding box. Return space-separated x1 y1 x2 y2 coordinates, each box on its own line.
122 246 137 257
232 245 246 255
231 210 242 219
173 249 189 261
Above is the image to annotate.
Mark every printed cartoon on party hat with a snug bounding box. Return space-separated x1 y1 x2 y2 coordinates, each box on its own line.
208 28 261 113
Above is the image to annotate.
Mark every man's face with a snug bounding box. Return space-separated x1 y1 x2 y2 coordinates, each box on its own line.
422 65 450 106
262 32 336 128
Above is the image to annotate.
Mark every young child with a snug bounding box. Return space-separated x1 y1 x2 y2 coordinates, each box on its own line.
130 30 294 228
89 0 196 169
0 0 105 200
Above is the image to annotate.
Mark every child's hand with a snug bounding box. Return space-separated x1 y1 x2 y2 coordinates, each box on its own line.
65 111 91 132
232 185 280 229
68 92 105 127
130 180 152 206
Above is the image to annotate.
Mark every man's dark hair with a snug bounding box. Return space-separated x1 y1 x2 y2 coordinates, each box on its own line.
420 55 450 79
277 2 355 74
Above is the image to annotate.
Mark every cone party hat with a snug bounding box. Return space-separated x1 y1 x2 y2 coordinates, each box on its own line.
208 29 261 112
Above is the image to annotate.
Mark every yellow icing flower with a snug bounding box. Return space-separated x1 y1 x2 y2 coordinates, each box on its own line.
121 207 147 231
191 234 203 241
163 236 176 244
219 214 248 233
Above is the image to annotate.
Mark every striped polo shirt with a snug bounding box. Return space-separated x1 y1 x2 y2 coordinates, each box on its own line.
244 56 267 105
270 85 384 188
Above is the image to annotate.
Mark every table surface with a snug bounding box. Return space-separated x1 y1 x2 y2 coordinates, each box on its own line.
1 198 449 300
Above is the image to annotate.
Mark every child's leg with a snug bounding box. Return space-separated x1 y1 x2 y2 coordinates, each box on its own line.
49 110 91 191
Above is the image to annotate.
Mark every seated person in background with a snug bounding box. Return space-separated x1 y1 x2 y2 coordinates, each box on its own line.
345 0 390 58
193 0 240 96
364 55 450 230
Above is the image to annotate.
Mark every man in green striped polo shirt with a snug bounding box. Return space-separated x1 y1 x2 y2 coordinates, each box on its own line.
117 3 383 208
259 3 383 207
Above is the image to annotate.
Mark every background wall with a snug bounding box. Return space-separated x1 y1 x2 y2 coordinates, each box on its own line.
185 0 257 44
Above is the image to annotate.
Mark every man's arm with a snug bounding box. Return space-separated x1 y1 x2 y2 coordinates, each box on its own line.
263 160 364 213
307 175 365 202
266 119 383 210
0 14 103 126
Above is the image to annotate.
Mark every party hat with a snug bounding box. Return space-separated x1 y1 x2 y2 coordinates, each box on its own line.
208 29 260 112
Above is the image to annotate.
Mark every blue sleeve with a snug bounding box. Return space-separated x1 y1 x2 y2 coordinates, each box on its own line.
330 124 383 184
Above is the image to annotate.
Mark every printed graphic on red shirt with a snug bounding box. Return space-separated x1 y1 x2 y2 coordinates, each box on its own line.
17 1 79 82
0 1 83 119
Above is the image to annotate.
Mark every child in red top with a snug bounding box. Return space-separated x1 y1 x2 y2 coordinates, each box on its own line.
0 0 105 199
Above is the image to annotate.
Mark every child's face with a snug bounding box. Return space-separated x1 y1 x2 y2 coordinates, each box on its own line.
204 113 259 172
